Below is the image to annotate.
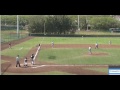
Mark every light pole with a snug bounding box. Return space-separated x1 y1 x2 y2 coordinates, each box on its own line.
78 15 80 31
86 15 88 31
17 15 19 38
44 21 46 35
4 15 6 26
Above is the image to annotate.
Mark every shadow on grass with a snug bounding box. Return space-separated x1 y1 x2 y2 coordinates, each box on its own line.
48 56 56 60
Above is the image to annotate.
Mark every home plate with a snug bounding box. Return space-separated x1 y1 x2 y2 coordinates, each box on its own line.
32 65 46 68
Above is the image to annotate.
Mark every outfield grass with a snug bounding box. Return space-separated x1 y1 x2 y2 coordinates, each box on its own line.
2 71 75 75
75 30 120 35
31 37 120 44
39 48 120 65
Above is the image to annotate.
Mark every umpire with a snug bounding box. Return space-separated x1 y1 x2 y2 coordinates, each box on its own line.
16 55 21 67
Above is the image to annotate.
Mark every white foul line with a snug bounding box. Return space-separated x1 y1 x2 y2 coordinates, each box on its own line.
33 46 40 64
33 37 44 64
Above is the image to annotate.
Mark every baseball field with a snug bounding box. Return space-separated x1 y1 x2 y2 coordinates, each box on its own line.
1 36 120 75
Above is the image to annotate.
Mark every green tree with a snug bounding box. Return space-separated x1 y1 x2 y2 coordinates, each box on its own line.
89 16 120 30
29 15 76 34
28 15 46 33
54 15 76 34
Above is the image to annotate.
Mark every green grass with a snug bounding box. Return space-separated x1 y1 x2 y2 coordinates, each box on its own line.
33 37 120 44
84 67 108 73
39 48 120 65
1 38 41 58
2 71 75 75
75 30 120 35
1 48 29 58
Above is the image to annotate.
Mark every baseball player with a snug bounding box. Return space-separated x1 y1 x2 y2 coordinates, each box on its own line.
31 54 34 65
39 44 41 47
9 42 11 49
16 55 21 67
109 40 111 45
89 46 92 54
51 41 54 48
82 36 83 39
95 42 98 49
39 44 41 49
24 57 28 67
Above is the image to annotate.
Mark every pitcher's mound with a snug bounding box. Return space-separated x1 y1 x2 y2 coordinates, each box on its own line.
87 52 108 56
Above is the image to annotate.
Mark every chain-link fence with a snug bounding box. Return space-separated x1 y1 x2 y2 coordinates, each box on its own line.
1 15 29 43
1 28 29 43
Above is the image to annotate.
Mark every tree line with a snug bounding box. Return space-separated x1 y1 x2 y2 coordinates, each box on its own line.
28 15 77 34
1 15 120 34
